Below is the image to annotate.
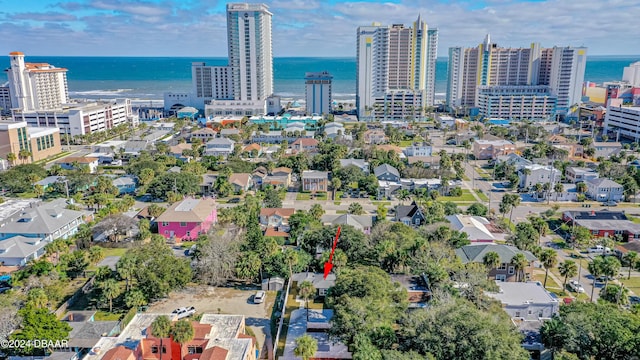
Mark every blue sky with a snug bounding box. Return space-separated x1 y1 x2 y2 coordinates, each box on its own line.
0 0 638 56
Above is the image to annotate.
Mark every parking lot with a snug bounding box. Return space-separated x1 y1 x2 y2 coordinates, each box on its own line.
146 286 275 355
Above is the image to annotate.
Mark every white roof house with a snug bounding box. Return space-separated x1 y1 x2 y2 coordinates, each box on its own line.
446 214 500 243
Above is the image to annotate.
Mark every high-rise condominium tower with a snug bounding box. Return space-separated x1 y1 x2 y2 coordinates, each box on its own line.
226 3 273 102
447 36 586 117
356 15 438 121
6 51 68 111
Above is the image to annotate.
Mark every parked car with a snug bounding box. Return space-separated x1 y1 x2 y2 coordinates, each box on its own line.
588 245 612 254
567 280 585 293
602 200 618 206
171 306 196 319
253 291 266 304
629 296 640 305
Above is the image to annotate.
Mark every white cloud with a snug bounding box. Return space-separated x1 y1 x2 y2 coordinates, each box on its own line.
0 0 639 56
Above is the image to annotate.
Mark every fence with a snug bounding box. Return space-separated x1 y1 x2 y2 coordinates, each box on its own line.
53 276 94 318
272 276 292 359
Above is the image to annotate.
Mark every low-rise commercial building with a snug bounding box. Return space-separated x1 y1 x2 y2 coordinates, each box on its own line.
473 139 516 160
0 120 61 163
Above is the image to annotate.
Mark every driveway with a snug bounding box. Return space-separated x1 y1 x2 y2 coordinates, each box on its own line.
146 286 275 357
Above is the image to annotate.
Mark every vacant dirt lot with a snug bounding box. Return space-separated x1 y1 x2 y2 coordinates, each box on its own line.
147 286 275 357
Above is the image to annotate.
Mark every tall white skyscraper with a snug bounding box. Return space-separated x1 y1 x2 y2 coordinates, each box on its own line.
446 36 587 117
226 3 273 102
356 16 438 121
305 71 332 115
6 52 68 111
623 61 640 87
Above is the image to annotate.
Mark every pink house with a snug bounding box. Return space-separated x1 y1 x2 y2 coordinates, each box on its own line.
156 198 217 242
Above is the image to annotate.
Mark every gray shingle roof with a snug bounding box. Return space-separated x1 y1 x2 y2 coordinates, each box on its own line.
374 163 400 178
455 244 537 264
395 203 422 220
0 236 46 259
321 214 373 230
0 199 85 237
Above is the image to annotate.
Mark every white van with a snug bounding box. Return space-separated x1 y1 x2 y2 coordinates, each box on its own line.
253 291 265 304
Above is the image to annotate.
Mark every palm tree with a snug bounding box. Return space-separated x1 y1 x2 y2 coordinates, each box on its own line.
34 184 44 199
511 253 529 282
540 249 558 288
6 152 16 166
171 319 195 359
554 182 564 201
124 289 147 310
298 280 316 321
294 334 318 360
309 204 324 219
558 260 578 291
100 278 121 313
151 315 172 360
27 288 49 308
601 256 621 292
283 249 299 278
88 246 105 264
529 216 549 246
482 251 501 279
576 182 588 194
588 256 604 302
623 251 639 279
397 189 410 204
348 202 364 215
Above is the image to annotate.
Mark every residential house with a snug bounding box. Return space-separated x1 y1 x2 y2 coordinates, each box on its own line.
250 129 315 144
204 137 235 158
220 128 241 138
0 199 87 242
364 129 388 144
301 170 329 192
251 167 268 188
62 311 120 358
391 274 431 306
263 167 292 188
395 202 426 227
585 178 624 202
56 156 99 173
200 174 218 196
376 144 405 158
35 175 66 191
592 142 622 158
259 208 295 232
374 163 400 182
168 143 192 162
228 173 253 193
455 243 537 282
473 139 516 160
495 153 533 171
84 314 256 360
152 122 176 131
0 198 40 228
0 236 48 266
518 164 561 189
552 143 584 158
446 214 506 243
562 210 640 240
123 140 153 158
565 167 599 183
487 282 559 320
156 198 217 242
190 127 217 142
339 159 370 174
290 138 319 153
242 143 262 157
112 176 137 195
321 214 374 234
324 122 352 141
291 272 336 297
403 142 433 157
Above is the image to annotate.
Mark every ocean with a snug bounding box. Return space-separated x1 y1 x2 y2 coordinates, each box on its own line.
1 55 638 102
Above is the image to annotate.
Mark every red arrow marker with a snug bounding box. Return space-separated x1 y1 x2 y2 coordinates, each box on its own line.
323 226 341 279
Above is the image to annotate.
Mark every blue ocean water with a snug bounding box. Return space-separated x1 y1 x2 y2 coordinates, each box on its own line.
1 56 638 101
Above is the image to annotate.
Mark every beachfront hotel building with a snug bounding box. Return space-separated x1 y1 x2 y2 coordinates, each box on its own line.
0 120 61 163
476 85 558 121
165 3 274 116
12 99 139 136
305 71 332 115
356 15 438 121
0 85 11 115
5 52 69 112
446 35 586 117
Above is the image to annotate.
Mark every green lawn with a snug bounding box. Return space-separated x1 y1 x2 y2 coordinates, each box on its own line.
442 189 477 202
398 140 413 147
620 277 640 294
296 193 310 200
334 201 341 206
475 190 489 201
102 247 129 257
336 210 347 214
94 311 123 321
